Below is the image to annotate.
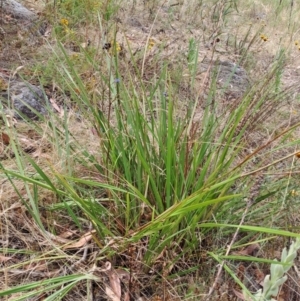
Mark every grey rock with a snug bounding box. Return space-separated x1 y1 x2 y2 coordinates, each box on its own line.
0 81 49 120
0 0 37 21
200 60 250 100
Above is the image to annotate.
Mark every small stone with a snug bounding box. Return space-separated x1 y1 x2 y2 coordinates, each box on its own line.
199 59 250 100
0 80 49 120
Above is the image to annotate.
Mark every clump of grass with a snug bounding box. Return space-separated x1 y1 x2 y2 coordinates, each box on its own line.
1 0 300 300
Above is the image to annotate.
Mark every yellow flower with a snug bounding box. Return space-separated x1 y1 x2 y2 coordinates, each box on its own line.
0 78 7 91
295 41 299 46
108 41 122 55
290 190 298 196
60 18 69 27
148 38 155 50
114 42 122 52
260 34 268 41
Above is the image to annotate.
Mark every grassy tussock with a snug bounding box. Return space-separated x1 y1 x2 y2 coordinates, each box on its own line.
1 0 300 300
